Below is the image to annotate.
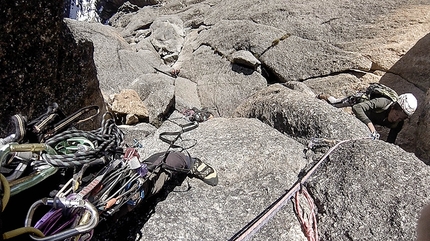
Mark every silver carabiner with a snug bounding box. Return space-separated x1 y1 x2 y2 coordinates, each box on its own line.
25 197 99 241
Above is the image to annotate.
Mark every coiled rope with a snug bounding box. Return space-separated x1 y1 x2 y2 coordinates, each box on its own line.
40 117 124 167
294 186 318 241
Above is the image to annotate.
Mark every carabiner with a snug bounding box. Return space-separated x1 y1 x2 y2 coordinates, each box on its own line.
9 166 58 196
1 143 57 165
54 137 94 155
5 158 31 182
25 197 99 241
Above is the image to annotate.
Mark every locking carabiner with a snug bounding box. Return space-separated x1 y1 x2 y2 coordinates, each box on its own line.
1 143 57 165
25 197 99 241
0 143 58 196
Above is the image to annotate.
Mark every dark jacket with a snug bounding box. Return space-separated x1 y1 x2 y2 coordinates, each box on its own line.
352 97 403 143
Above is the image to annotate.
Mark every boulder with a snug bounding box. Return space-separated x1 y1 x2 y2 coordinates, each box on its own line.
340 5 430 72
197 19 286 57
174 77 202 111
234 84 370 143
309 140 430 240
65 18 161 97
149 15 185 65
97 0 159 23
130 73 175 126
113 6 158 38
231 50 261 70
0 1 105 136
108 89 149 124
282 81 316 98
180 45 267 117
304 73 368 99
416 89 430 164
259 36 372 82
93 117 310 241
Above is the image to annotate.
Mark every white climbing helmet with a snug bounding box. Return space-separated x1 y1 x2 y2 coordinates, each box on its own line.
397 93 417 116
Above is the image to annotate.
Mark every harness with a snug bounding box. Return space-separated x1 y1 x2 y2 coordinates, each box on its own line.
156 118 199 173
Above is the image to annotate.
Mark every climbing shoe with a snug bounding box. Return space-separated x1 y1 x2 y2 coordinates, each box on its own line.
189 158 218 186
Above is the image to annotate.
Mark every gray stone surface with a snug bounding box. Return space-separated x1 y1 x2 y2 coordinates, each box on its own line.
130 73 175 126
149 15 185 64
181 45 268 117
259 35 372 82
174 77 202 111
2 0 430 240
231 50 261 70
0 2 105 135
308 140 430 240
65 18 161 96
416 89 430 164
94 117 310 241
234 84 370 142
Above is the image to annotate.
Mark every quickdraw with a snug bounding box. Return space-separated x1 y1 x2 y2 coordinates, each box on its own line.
0 173 45 240
0 143 58 196
0 104 102 196
24 148 149 241
0 104 200 241
28 104 100 143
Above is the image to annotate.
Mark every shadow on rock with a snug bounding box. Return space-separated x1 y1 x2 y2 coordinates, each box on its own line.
379 33 430 163
91 173 188 241
231 63 255 76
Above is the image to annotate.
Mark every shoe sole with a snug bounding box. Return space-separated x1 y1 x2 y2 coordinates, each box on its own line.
194 162 218 186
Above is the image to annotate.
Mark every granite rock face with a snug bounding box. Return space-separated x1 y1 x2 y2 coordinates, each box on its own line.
308 140 430 240
1 0 430 241
0 1 105 136
234 84 370 143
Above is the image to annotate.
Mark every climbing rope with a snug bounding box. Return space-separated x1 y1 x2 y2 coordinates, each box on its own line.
39 117 124 167
293 185 318 241
229 136 371 241
0 106 149 241
19 115 201 241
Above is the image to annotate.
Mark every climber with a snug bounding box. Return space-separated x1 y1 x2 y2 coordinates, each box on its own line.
318 92 417 143
352 93 417 143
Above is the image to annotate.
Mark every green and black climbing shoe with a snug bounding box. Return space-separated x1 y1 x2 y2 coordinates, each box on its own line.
189 158 218 186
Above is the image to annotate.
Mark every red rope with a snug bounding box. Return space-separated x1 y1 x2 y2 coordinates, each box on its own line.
230 137 371 241
294 186 318 241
